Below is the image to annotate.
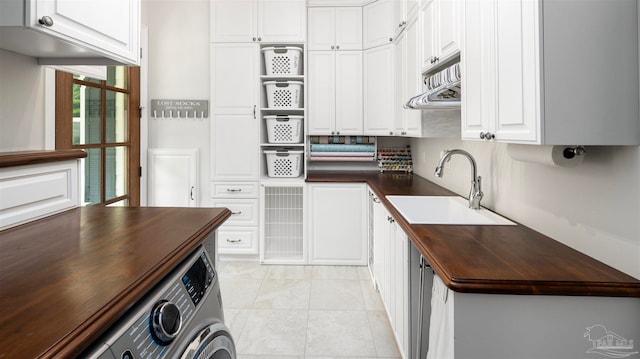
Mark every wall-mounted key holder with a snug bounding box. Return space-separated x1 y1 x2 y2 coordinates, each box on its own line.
150 99 209 119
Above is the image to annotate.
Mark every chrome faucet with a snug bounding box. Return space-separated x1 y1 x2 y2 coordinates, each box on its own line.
434 149 484 209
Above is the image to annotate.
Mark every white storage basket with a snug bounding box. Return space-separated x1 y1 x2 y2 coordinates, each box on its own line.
264 149 303 178
262 46 303 75
264 81 303 108
265 115 304 144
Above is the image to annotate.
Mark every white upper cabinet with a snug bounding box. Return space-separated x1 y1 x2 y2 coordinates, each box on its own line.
421 0 461 73
211 0 305 43
394 19 423 137
363 0 398 49
308 7 362 51
308 50 363 135
462 0 640 145
0 0 140 65
363 44 395 135
308 6 363 135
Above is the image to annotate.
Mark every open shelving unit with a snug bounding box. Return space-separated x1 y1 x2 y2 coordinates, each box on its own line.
258 44 308 264
258 44 307 183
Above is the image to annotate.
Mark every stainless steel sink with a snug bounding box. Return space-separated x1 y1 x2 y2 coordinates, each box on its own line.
385 195 515 225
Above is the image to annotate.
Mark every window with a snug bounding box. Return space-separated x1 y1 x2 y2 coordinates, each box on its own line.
56 67 140 206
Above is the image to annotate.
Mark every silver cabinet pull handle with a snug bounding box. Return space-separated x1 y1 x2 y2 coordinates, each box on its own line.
226 188 242 192
231 211 242 215
39 16 54 27
190 186 195 200
226 239 242 243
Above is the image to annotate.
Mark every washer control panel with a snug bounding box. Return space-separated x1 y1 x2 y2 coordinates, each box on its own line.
182 252 215 305
82 248 217 359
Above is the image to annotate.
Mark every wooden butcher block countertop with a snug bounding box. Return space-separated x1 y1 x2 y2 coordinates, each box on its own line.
0 206 231 359
307 171 640 297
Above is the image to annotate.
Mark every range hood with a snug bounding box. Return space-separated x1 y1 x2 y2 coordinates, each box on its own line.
405 62 460 110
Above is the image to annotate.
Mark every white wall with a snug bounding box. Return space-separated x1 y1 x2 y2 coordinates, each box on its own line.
410 138 640 279
0 50 46 151
142 0 211 203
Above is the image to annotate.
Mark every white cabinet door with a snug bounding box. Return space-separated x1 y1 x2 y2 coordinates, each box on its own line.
211 0 304 43
211 43 259 113
372 193 387 291
211 114 259 181
307 51 337 135
393 19 423 137
308 51 363 135
437 0 461 63
393 32 406 135
308 183 367 265
0 0 139 64
421 0 461 73
461 0 494 140
461 0 538 143
403 19 423 136
148 149 199 207
309 7 362 51
0 160 80 230
335 7 363 50
258 0 306 43
335 51 363 134
493 0 538 142
420 0 437 70
308 7 335 51
393 221 410 358
210 45 259 180
211 0 256 42
364 45 395 135
363 0 396 49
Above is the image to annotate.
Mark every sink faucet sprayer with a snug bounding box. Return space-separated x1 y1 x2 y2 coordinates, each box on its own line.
435 149 484 209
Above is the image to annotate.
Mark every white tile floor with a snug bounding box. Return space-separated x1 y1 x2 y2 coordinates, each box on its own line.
217 261 401 359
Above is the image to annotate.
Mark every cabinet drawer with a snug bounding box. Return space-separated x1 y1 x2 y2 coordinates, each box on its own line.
0 161 79 230
211 198 259 226
217 227 259 254
211 182 259 198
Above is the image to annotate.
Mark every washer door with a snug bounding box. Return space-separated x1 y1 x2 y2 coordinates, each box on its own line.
180 322 236 359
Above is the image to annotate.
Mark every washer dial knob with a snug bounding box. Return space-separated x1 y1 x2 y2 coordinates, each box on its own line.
150 300 182 345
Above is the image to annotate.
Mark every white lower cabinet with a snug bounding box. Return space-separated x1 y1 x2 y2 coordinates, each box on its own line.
308 183 367 265
392 223 410 358
370 190 409 358
217 227 259 254
0 160 81 231
260 183 306 264
210 182 259 256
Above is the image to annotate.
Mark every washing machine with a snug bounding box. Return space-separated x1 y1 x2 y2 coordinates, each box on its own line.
83 244 235 359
